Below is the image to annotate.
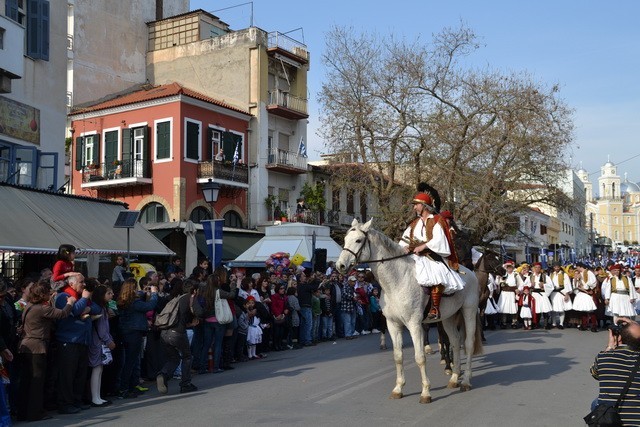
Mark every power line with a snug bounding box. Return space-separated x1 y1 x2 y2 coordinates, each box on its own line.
587 152 640 177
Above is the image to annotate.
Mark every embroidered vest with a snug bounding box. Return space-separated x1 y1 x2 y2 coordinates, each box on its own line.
612 276 630 291
552 271 564 289
409 215 459 270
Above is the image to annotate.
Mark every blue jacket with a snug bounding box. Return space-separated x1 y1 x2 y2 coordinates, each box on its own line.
55 291 101 345
118 293 158 332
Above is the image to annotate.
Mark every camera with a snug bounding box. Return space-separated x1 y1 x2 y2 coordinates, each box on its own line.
608 320 629 336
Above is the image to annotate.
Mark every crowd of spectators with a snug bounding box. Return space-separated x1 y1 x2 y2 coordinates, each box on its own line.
0 250 385 423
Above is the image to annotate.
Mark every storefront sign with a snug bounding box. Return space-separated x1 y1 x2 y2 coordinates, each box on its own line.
0 96 40 145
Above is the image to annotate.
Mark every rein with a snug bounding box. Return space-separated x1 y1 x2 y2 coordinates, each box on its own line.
342 231 413 265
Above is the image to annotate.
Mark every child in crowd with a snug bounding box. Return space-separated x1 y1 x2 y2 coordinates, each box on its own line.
311 288 322 344
52 244 80 290
235 299 250 362
519 286 534 330
369 288 382 333
245 297 265 359
320 286 334 340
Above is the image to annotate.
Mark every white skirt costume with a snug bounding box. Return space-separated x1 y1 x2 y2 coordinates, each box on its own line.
497 272 521 315
603 277 638 317
549 271 573 311
573 270 598 312
400 216 465 294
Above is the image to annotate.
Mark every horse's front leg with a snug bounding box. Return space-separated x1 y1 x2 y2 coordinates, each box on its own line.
386 320 405 399
460 307 479 391
441 317 462 389
408 321 431 403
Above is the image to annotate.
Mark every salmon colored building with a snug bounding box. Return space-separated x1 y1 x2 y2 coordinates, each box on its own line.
69 83 253 238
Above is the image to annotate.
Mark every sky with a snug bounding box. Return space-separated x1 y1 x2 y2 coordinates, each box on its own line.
191 0 640 187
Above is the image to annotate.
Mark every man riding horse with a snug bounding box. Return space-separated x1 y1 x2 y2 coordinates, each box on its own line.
399 183 465 320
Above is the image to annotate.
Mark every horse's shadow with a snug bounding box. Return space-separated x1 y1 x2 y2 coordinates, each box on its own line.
471 347 570 387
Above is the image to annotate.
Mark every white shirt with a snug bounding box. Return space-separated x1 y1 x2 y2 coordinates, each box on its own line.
399 215 451 258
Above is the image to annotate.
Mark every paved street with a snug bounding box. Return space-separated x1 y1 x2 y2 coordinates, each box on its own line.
40 327 604 427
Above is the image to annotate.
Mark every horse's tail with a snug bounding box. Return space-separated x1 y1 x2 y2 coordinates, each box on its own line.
472 313 484 356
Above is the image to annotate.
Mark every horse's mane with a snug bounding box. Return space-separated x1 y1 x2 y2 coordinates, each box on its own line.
367 227 406 257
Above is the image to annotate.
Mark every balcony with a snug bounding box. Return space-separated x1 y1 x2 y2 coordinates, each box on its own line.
266 90 309 120
267 31 309 65
197 160 249 187
80 159 152 189
0 15 25 82
266 148 307 174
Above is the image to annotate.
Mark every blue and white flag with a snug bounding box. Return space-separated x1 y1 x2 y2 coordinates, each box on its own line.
233 140 240 165
201 219 224 268
298 136 307 157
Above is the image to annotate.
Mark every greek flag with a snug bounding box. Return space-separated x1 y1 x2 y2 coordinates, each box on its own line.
233 140 240 165
298 137 307 157
202 219 224 268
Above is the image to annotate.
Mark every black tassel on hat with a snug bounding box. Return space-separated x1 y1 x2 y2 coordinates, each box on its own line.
417 182 441 213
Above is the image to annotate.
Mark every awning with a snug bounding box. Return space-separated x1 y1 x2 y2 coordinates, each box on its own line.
146 221 263 260
0 184 174 256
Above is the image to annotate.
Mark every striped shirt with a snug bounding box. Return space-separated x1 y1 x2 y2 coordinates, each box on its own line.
591 347 640 426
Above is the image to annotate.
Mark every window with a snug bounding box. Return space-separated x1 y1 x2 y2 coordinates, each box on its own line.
5 0 25 24
184 119 201 161
346 189 354 215
140 202 168 223
155 119 171 161
189 206 211 223
122 126 148 177
208 127 222 161
74 134 100 170
15 147 35 186
223 210 243 228
0 28 4 49
103 129 119 176
614 217 618 225
222 131 242 164
278 188 289 212
332 187 340 211
36 151 57 189
83 135 96 167
26 0 49 60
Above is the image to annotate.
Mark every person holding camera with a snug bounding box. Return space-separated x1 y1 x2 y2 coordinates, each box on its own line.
589 319 640 426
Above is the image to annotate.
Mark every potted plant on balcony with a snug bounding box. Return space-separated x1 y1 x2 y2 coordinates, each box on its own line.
265 194 277 221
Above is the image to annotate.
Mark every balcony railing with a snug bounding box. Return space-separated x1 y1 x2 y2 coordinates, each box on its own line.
197 160 248 184
267 31 309 62
266 148 307 173
268 90 308 116
80 159 151 187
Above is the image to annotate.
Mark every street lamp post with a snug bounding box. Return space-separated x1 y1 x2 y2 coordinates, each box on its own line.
201 178 221 216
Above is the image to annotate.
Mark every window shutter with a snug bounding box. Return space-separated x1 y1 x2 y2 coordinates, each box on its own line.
205 128 213 161
122 128 132 175
156 121 170 159
92 133 101 165
222 132 234 161
75 136 84 171
5 0 18 21
143 126 150 175
186 122 199 160
40 1 49 60
27 0 41 58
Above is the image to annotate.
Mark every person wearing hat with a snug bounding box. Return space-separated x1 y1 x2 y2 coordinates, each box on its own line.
497 260 524 329
549 262 572 329
399 186 465 320
602 264 638 324
573 262 599 332
525 262 553 329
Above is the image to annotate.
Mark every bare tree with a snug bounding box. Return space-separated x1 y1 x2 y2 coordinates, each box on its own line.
319 25 575 244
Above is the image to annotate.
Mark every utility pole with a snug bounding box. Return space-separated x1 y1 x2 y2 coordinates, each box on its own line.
590 212 595 258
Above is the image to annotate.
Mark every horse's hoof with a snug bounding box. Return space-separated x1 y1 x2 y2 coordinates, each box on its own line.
389 392 403 399
419 396 432 404
460 384 472 392
424 346 436 355
445 369 453 376
447 381 460 389
439 359 446 365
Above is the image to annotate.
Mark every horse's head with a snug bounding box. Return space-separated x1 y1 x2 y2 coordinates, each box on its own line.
478 249 503 274
336 218 373 274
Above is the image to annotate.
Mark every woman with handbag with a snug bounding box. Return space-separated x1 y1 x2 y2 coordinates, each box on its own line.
88 284 116 407
197 274 237 373
17 280 75 421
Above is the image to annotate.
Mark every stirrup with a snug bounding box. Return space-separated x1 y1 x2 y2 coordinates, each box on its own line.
427 308 440 320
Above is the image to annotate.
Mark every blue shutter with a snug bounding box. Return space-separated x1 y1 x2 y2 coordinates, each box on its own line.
27 0 41 58
41 1 49 61
5 0 19 22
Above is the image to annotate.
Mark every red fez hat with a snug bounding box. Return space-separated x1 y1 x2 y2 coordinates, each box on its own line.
503 260 515 268
246 296 255 302
533 262 542 267
608 264 622 272
412 192 433 206
635 265 640 270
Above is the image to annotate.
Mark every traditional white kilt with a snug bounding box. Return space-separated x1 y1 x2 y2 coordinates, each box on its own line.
550 291 572 312
497 291 518 314
531 291 552 314
412 254 465 293
519 305 532 319
608 293 636 317
573 292 597 312
247 325 263 345
484 298 498 315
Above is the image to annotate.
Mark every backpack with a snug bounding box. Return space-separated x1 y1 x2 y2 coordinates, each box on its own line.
154 295 185 330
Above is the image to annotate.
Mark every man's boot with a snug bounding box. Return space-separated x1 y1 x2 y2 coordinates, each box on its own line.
428 285 445 320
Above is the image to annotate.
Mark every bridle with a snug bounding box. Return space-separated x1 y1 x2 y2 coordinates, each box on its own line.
342 229 413 266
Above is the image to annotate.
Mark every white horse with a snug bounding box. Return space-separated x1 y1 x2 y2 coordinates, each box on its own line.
336 219 483 403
